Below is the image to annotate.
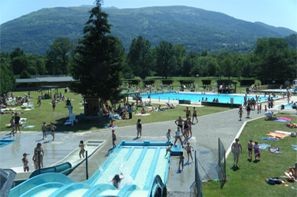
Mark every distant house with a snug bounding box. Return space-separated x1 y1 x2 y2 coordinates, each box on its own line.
15 76 76 90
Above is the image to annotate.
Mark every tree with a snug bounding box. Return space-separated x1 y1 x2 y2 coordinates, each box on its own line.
254 38 293 82
46 37 73 75
155 41 176 78
127 36 153 79
0 56 15 94
72 0 124 116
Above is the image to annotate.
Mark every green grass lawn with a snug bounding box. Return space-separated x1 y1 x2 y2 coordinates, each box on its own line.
203 114 297 197
0 90 228 132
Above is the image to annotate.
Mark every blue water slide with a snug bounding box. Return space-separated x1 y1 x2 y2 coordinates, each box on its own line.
117 184 137 197
82 184 115 197
143 147 161 190
130 147 148 179
9 173 73 197
49 182 89 196
19 182 64 197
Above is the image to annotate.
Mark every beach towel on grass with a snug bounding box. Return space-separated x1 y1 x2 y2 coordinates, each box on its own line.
261 137 279 141
267 132 289 139
291 145 297 151
259 143 271 150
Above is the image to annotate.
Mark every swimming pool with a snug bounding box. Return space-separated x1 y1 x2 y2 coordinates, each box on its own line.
141 92 273 105
0 136 14 148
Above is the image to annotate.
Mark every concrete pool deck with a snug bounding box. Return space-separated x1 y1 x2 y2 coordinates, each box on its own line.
1 96 294 195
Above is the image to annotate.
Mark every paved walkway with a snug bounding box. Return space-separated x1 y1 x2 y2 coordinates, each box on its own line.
68 97 292 194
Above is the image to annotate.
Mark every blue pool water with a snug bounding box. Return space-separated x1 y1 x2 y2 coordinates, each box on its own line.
10 141 170 197
0 136 14 148
141 92 272 105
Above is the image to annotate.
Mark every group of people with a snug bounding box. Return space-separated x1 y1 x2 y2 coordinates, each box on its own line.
41 122 56 141
22 143 44 172
231 138 261 169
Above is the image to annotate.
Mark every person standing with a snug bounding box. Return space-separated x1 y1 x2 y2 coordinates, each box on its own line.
50 122 56 141
254 141 260 162
238 106 243 121
231 138 242 169
178 154 184 172
42 122 47 140
33 143 44 170
112 129 116 148
79 140 85 158
174 127 183 146
22 153 29 172
246 104 251 118
185 142 193 163
185 107 191 119
10 116 15 136
192 107 198 124
175 116 184 133
52 99 56 111
136 119 142 138
247 140 253 161
14 112 21 133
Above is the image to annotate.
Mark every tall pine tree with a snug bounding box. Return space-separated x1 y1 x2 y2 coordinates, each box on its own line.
72 0 124 115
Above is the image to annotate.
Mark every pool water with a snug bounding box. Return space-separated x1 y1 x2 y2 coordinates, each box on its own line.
141 92 272 105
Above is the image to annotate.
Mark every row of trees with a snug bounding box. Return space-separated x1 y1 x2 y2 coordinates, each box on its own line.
1 36 296 82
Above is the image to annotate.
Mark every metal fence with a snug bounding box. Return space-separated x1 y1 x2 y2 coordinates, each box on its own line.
218 138 226 188
190 150 203 197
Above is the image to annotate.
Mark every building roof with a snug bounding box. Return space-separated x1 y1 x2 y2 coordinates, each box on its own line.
16 76 76 84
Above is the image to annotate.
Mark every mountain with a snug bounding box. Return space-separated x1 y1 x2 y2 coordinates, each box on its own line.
0 6 295 54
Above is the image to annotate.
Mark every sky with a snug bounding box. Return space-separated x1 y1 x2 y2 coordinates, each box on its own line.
0 0 297 31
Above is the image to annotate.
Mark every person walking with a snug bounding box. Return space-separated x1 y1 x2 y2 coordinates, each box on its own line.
192 107 198 124
231 138 242 169
42 122 47 140
174 127 183 146
185 142 193 163
166 129 171 142
136 119 142 138
112 129 116 148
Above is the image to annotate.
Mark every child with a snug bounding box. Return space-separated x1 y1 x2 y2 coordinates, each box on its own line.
165 144 172 157
22 153 29 172
185 142 193 163
112 129 116 148
79 140 85 159
136 119 142 138
238 106 243 121
254 141 260 161
178 154 184 172
166 129 171 142
111 173 123 189
247 140 253 161
174 127 183 146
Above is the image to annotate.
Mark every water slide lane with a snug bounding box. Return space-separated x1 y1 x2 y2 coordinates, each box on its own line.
93 147 131 185
82 184 115 197
133 148 156 189
19 182 64 197
153 149 169 183
9 173 73 197
48 183 89 197
143 147 161 190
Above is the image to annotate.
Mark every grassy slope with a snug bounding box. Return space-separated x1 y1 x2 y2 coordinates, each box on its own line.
203 114 297 197
0 90 228 132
